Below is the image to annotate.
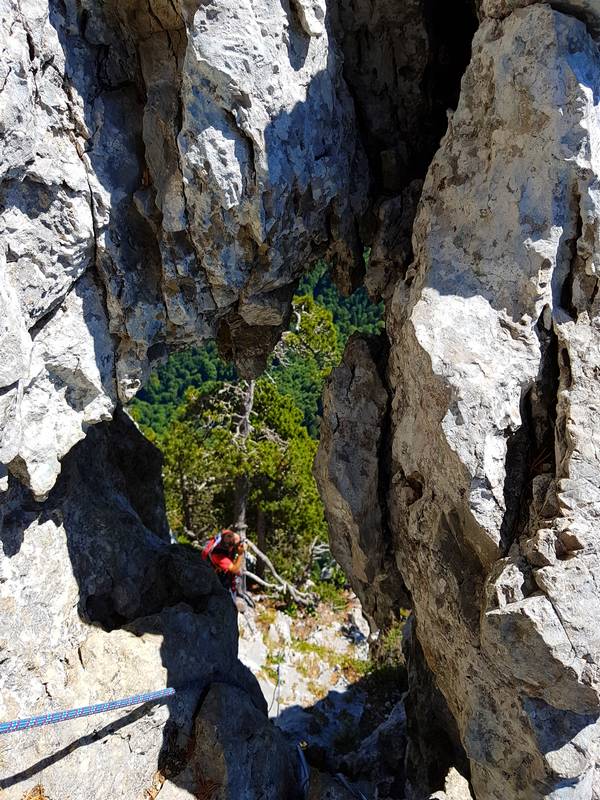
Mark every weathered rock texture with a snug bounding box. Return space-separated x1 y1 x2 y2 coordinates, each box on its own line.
331 0 478 302
402 618 471 799
4 0 600 797
193 683 304 800
0 0 365 499
0 410 272 799
318 3 600 799
315 333 409 628
0 0 369 795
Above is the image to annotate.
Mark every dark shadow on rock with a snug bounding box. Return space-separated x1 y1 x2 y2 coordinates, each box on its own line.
0 479 37 557
523 696 600 764
0 408 265 795
402 616 471 797
275 663 408 798
60 409 266 781
273 618 474 800
280 0 311 71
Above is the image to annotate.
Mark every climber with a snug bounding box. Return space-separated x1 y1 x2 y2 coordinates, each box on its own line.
202 529 247 608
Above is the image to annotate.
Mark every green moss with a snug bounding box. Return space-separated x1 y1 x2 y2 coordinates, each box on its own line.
292 640 329 658
312 581 347 608
261 666 279 684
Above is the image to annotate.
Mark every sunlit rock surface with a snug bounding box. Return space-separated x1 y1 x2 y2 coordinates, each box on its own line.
0 0 364 498
319 4 600 798
3 0 600 796
315 333 409 629
0 409 268 799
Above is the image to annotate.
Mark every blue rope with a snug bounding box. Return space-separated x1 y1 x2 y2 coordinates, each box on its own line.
0 687 175 735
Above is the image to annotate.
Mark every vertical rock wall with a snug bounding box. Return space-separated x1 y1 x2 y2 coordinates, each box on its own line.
0 0 365 499
0 0 363 796
2 0 600 796
318 3 600 798
389 7 600 795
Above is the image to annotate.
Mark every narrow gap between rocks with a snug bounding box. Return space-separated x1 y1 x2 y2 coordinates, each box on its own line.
500 311 560 554
125 261 408 797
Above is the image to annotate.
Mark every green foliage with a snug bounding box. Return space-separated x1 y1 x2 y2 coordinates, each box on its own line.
130 262 384 586
310 552 348 606
292 639 371 681
159 376 328 578
130 263 383 437
130 342 234 434
297 260 384 346
269 293 341 436
312 579 347 608
374 618 407 667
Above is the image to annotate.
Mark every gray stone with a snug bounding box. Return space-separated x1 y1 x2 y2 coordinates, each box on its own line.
322 5 600 798
191 682 303 800
0 410 262 800
480 0 600 36
315 333 409 630
429 768 474 800
0 0 366 494
3 0 600 796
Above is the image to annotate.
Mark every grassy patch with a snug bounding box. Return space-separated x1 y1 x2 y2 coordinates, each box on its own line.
22 787 49 800
261 665 279 684
291 639 371 682
312 581 347 609
307 680 328 700
256 606 277 632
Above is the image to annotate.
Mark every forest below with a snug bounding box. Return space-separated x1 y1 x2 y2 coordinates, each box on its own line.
129 262 383 588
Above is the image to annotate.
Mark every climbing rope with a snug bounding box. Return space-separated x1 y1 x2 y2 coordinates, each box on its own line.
0 687 175 735
267 659 282 716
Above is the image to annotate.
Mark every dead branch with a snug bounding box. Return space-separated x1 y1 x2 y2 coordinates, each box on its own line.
245 540 313 605
244 570 281 591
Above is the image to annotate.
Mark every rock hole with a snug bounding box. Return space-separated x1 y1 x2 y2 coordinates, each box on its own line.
26 32 36 62
560 200 582 320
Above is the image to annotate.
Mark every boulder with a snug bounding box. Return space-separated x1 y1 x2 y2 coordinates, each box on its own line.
192 683 303 800
314 334 409 630
0 411 262 800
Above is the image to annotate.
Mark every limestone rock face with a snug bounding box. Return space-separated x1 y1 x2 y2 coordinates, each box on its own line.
3 0 600 796
318 3 600 798
480 0 600 34
315 334 408 629
402 618 470 799
319 4 600 798
0 0 364 498
192 683 304 800
330 0 477 302
0 410 267 800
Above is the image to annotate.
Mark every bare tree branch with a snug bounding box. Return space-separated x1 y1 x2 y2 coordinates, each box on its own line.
244 570 281 590
245 540 313 605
